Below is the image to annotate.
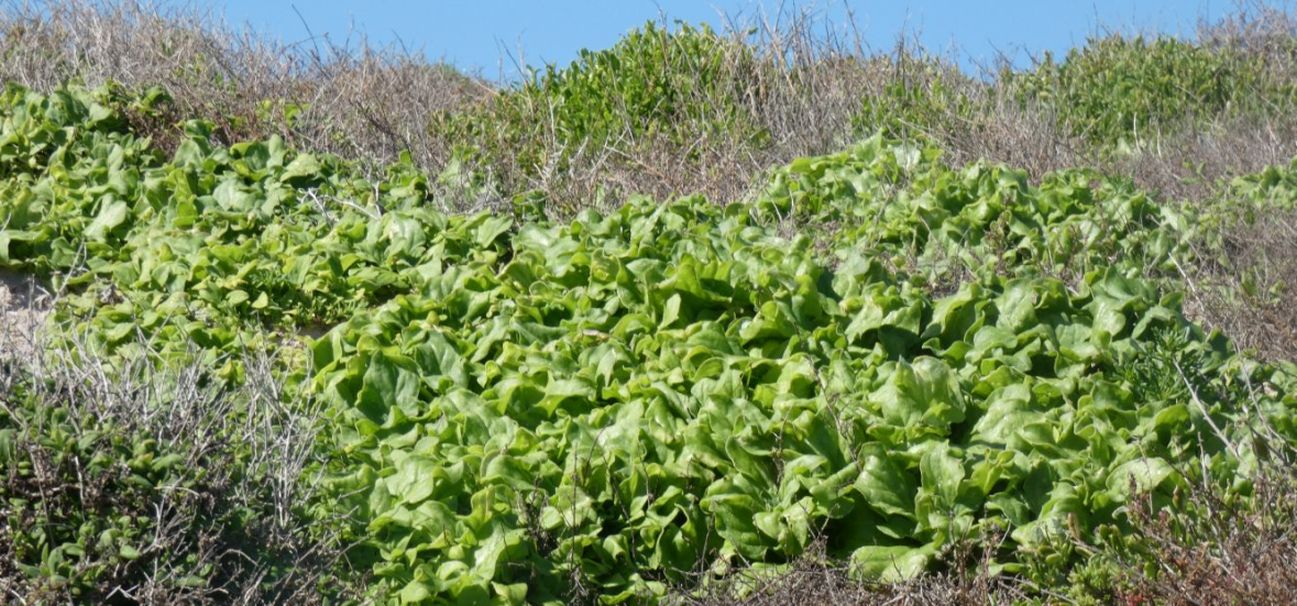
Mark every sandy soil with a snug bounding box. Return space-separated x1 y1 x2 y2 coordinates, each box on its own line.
0 269 49 358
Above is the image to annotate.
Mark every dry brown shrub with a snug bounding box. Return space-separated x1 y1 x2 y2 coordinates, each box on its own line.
1180 205 1297 362
0 319 352 603
1110 432 1297 606
1119 482 1297 605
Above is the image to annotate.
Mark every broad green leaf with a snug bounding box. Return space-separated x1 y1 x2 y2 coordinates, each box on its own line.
850 543 934 581
387 455 438 505
84 199 128 241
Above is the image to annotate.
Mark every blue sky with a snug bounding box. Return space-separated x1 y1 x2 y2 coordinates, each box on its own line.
215 1 1274 80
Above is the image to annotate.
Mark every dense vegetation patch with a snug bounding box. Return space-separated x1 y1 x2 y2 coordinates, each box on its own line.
1 82 1295 604
0 353 329 602
1013 35 1297 148
3 4 1297 604
434 22 766 186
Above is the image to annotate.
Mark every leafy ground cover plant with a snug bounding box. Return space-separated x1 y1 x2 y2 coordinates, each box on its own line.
306 148 1293 602
0 84 516 370
750 138 1196 289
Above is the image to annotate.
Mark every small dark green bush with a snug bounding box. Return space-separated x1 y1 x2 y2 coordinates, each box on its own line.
850 54 979 141
0 352 336 603
1013 36 1296 147
432 21 771 205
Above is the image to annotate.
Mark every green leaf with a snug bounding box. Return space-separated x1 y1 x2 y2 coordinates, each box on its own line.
872 357 965 431
853 445 916 517
475 215 513 248
659 293 682 329
850 543 934 581
281 153 322 183
84 199 128 241
1108 457 1175 501
388 455 438 505
225 289 249 306
918 441 965 509
398 580 433 604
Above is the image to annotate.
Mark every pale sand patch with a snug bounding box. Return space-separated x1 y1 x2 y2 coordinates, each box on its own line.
0 270 50 359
